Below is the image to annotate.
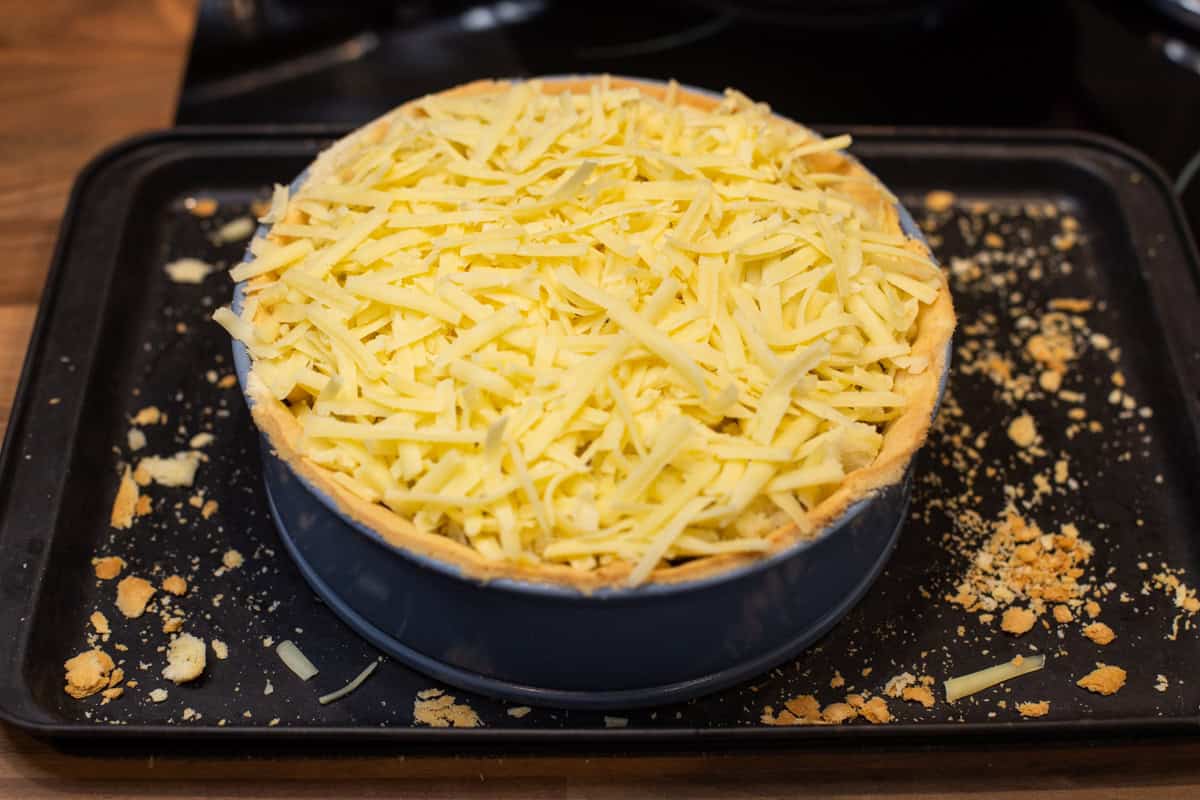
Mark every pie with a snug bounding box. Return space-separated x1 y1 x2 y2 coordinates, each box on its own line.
216 76 955 589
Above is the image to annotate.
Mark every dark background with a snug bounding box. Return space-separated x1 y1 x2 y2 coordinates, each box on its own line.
178 0 1200 235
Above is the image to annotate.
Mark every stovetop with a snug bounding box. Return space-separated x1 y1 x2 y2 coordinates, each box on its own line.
178 0 1200 236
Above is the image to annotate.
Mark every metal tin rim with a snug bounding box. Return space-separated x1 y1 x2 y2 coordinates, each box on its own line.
231 75 951 600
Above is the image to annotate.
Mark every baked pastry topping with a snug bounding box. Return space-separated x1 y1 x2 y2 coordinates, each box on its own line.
217 77 952 586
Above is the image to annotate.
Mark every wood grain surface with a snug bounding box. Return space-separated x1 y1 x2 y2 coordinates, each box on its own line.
1 1 1199 797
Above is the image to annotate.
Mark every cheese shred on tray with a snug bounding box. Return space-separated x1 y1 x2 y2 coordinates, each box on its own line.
218 77 953 588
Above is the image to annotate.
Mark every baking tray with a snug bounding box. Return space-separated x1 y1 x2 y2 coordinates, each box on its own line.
2 127 1199 743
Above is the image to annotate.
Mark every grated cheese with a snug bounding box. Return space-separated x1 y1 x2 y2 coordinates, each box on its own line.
276 640 319 681
318 659 380 705
944 654 1046 703
218 80 944 583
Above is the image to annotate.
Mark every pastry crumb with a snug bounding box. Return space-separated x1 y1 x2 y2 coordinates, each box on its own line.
412 690 481 728
1077 664 1126 696
161 575 187 596
92 556 126 581
506 706 532 719
189 432 214 449
1006 414 1038 448
201 500 219 519
1052 604 1073 623
185 197 218 217
131 406 162 426
1083 621 1115 646
901 686 935 709
210 216 255 245
1001 607 1037 636
63 649 115 699
783 694 821 723
212 640 229 660
820 702 856 724
109 467 139 529
222 549 244 569
115 576 155 618
164 258 214 284
924 190 956 212
830 671 845 689
1017 701 1050 718
89 611 110 636
162 633 207 684
860 696 892 724
149 688 169 703
134 451 203 488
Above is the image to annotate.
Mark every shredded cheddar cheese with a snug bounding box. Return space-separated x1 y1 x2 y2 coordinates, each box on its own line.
217 79 944 584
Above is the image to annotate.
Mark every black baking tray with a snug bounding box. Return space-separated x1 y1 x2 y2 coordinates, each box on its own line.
2 127 1200 743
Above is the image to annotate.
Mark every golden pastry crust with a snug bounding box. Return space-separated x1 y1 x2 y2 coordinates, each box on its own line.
243 76 956 591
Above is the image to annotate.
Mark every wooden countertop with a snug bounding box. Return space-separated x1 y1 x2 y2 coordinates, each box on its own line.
2 1 1199 796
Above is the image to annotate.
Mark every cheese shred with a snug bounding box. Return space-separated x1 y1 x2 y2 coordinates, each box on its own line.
218 80 944 583
944 654 1046 703
276 640 319 681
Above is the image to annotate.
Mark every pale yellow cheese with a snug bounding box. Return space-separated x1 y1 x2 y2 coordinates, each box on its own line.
216 80 943 582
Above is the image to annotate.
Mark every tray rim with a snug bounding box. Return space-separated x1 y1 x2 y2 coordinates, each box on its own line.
2 125 1199 743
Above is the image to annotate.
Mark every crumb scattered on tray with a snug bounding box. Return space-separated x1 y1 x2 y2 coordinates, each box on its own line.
164 258 214 284
115 576 155 618
924 190 956 212
212 640 229 660
127 428 146 451
149 688 169 703
131 406 163 426
64 649 116 699
92 556 125 580
1017 701 1050 718
89 611 110 636
947 510 1093 633
185 197 218 218
506 706 532 719
222 549 244 570
859 696 892 724
784 694 821 723
133 451 203 488
162 633 207 684
210 216 255 245
412 689 481 728
189 432 214 449
821 702 856 724
161 575 187 596
1006 414 1038 448
1083 621 1116 646
1001 607 1037 636
901 686 936 709
1077 664 1126 696
109 467 139 529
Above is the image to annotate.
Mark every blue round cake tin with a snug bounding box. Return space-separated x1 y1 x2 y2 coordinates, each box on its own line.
230 77 950 709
